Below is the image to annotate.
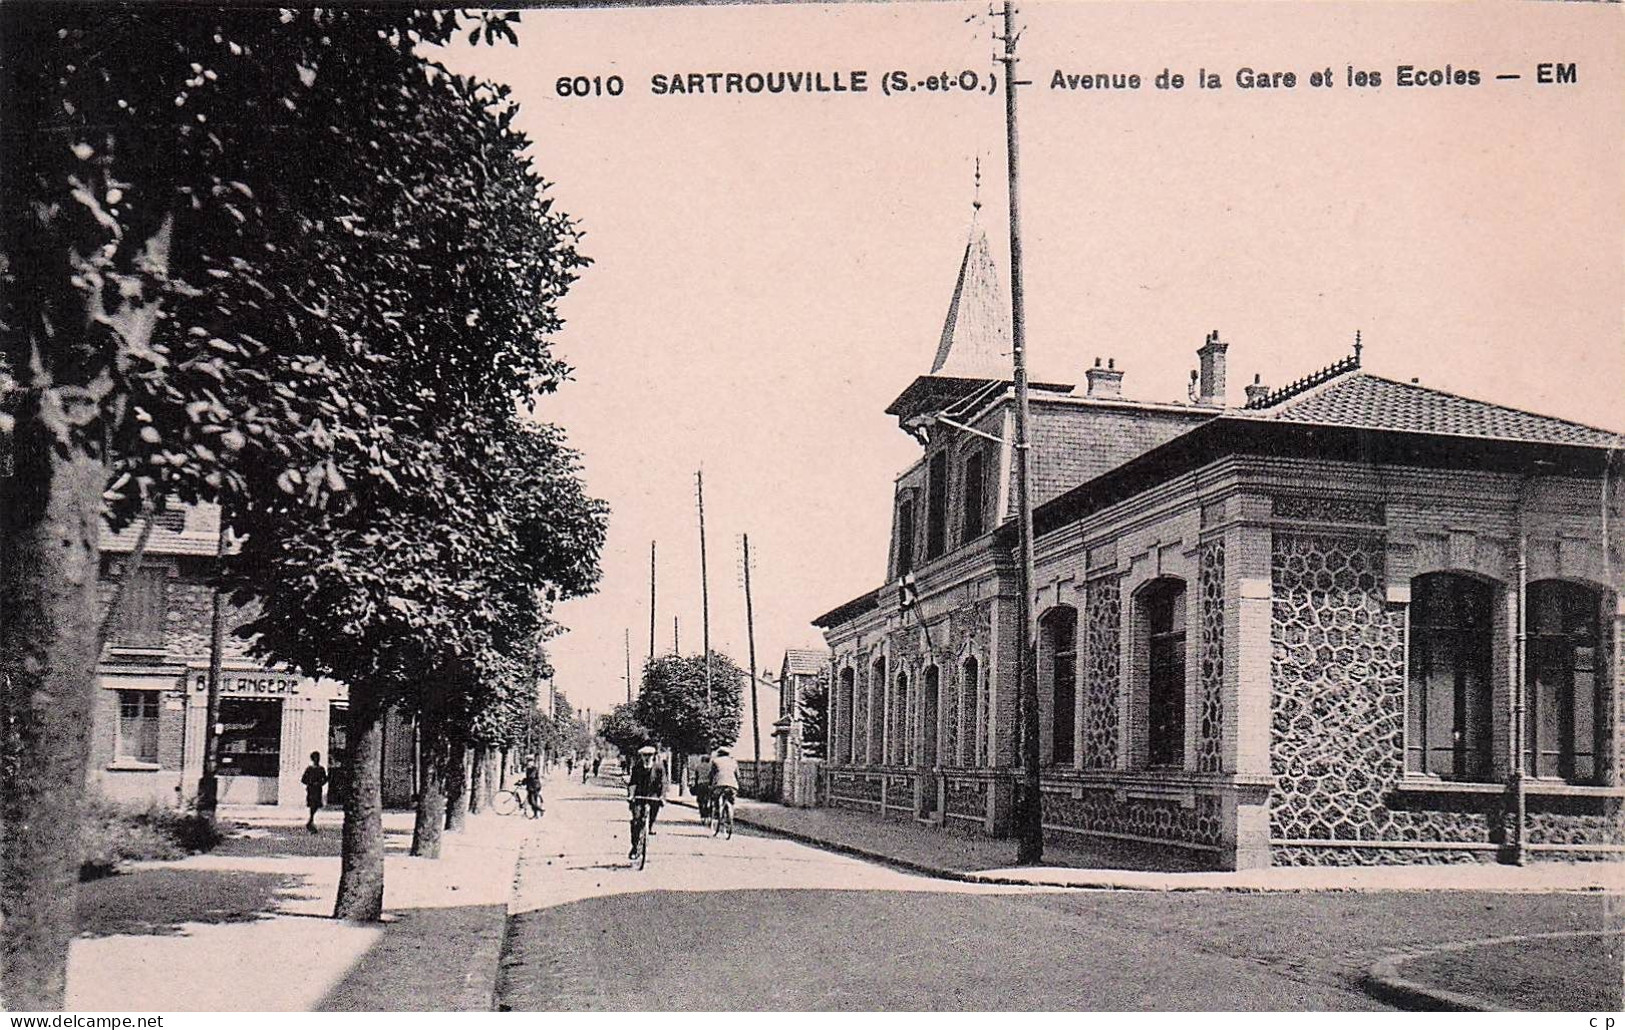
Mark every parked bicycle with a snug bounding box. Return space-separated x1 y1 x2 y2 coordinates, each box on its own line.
493 786 543 819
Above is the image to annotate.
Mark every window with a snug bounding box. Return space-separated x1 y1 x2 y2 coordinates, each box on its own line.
921 665 941 768
838 667 856 764
962 655 982 766
892 671 911 765
926 451 948 560
868 658 886 765
116 690 160 764
895 501 916 577
1407 573 1494 781
1142 580 1187 769
112 567 168 648
1527 580 1603 783
217 698 283 778
962 451 986 542
1040 607 1078 766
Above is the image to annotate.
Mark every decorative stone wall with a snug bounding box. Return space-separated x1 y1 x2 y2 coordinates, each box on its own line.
1081 579 1121 770
1042 788 1223 849
827 770 882 811
945 777 986 821
1197 541 1225 774
1269 531 1622 864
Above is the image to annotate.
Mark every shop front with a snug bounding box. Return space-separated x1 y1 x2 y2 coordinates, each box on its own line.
180 666 350 808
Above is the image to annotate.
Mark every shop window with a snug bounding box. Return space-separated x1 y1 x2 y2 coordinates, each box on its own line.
116 690 160 764
112 567 168 648
1407 573 1495 781
327 703 350 805
1040 607 1078 766
1140 579 1186 769
218 698 283 778
926 451 948 560
962 451 986 542
1527 580 1604 783
895 501 915 577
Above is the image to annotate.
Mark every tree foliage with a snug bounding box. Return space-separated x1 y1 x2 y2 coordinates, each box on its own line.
599 702 652 756
634 652 745 757
798 676 829 760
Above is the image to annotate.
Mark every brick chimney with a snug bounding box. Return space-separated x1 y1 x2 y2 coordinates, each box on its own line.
1244 373 1270 406
1084 357 1124 399
1196 330 1227 406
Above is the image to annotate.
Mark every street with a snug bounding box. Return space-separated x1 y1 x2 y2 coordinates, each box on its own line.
497 772 1617 1011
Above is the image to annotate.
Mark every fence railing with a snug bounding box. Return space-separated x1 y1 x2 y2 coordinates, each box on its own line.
736 759 782 802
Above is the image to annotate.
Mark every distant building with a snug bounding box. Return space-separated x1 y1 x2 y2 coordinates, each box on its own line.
774 647 831 760
93 504 415 809
813 217 1624 869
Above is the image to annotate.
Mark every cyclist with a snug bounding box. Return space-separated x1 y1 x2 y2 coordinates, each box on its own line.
626 745 666 858
707 746 739 828
691 751 713 824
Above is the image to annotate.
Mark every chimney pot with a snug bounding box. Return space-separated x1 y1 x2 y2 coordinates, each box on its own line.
1244 374 1271 406
1085 356 1125 399
1196 330 1229 407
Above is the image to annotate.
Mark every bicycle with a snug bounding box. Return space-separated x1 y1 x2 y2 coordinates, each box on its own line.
628 795 660 869
711 787 735 840
493 787 543 819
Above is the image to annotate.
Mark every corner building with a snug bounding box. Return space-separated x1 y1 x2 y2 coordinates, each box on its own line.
814 222 1624 868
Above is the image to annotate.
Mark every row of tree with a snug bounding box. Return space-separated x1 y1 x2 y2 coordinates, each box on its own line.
1 8 606 1009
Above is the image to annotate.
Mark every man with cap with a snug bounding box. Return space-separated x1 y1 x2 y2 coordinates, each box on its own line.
626 745 667 857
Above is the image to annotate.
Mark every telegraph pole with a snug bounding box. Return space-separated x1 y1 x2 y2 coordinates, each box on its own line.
1000 0 1043 865
673 616 680 655
625 628 632 703
649 541 657 661
697 470 712 700
197 511 228 821
742 534 761 765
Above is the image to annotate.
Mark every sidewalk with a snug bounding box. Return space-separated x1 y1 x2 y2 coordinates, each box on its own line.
693 796 1624 893
68 790 542 1011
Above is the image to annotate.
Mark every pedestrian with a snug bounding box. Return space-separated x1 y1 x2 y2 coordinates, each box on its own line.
301 751 328 834
523 756 544 818
566 754 575 777
692 751 713 824
581 758 589 783
592 755 602 778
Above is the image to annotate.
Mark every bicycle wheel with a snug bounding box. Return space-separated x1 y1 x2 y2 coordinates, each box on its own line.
721 796 734 839
635 808 649 870
492 789 518 817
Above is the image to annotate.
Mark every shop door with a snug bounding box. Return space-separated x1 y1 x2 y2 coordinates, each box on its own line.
218 698 283 804
327 703 349 805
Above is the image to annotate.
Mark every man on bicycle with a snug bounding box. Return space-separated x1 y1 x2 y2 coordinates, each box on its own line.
626 745 666 858
690 751 713 824
707 746 739 822
522 756 544 818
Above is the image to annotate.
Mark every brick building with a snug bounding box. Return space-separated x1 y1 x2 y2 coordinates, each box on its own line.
813 220 1625 868
94 503 416 809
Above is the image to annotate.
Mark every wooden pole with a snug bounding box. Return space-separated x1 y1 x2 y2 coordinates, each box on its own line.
649 540 657 660
1001 0 1043 865
197 510 228 820
697 470 712 700
743 534 761 765
625 627 632 703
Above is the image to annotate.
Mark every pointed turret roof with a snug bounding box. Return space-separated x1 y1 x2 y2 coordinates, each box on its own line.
929 220 1012 379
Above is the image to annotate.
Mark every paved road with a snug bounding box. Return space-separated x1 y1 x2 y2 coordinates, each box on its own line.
498 773 1615 1011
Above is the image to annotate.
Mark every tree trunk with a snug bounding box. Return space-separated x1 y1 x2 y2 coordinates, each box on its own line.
411 703 446 858
334 685 387 921
0 409 107 1010
444 740 468 832
480 748 498 809
467 743 485 815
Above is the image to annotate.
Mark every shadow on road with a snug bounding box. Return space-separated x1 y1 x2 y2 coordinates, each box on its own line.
76 867 297 938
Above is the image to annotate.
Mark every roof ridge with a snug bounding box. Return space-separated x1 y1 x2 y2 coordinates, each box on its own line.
1243 349 1362 410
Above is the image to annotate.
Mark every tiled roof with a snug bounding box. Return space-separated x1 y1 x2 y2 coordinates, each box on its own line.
781 649 827 676
1257 372 1621 448
101 503 223 557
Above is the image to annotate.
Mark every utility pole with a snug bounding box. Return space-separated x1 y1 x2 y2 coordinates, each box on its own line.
673 616 679 655
742 533 761 765
624 628 632 703
1000 0 1043 865
649 540 657 661
196 510 228 821
697 470 712 700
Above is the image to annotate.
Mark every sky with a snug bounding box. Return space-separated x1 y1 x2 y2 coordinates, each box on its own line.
439 1 1625 722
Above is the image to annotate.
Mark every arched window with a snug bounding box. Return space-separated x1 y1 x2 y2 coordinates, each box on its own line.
922 665 941 768
868 657 886 765
1140 579 1187 769
962 655 982 766
895 501 915 577
962 451 986 542
838 666 856 765
1039 607 1078 766
926 451 948 560
1407 573 1495 781
892 670 911 765
1528 580 1604 783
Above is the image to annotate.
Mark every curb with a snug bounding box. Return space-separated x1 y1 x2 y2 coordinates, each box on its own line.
461 820 535 1012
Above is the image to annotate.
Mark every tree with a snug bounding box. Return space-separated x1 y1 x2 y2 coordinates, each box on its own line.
599 702 652 759
798 675 829 760
635 652 745 759
2 7 531 1002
